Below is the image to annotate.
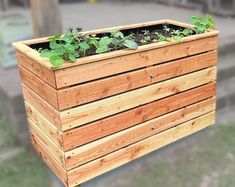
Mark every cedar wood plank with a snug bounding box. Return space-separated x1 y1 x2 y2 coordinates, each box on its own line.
27 98 215 171
16 50 56 87
25 101 63 148
67 112 215 187
60 67 216 130
65 97 215 169
29 118 65 167
63 82 216 150
30 134 68 186
19 66 59 109
58 51 217 110
55 36 217 88
22 84 61 129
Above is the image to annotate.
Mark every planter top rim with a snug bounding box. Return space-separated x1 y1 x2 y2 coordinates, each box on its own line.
12 19 219 70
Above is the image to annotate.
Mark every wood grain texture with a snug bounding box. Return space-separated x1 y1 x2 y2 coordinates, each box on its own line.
67 112 215 187
58 51 217 110
13 19 218 71
30 134 68 186
29 118 65 167
60 67 216 130
63 83 216 150
65 98 215 169
22 84 61 129
55 36 217 88
25 101 63 148
19 66 59 109
16 50 56 87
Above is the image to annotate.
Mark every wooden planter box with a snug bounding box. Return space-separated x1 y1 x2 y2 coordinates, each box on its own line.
13 20 219 187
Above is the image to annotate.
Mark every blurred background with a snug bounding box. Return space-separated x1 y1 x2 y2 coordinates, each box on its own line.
0 0 235 187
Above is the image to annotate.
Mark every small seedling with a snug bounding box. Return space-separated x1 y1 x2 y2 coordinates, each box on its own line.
39 15 216 67
163 25 170 32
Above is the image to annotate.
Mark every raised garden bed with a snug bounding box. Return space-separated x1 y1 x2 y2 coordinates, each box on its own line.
13 19 219 187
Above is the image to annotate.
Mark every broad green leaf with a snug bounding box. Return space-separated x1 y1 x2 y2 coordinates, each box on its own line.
158 34 167 42
99 37 113 46
40 49 51 57
68 54 76 62
123 40 138 49
79 42 90 50
96 45 110 54
190 16 198 24
54 46 65 55
109 30 125 38
49 55 64 67
182 29 193 36
64 44 75 53
50 40 58 49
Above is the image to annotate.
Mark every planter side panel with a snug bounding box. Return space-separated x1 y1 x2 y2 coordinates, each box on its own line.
55 36 217 89
16 51 56 88
57 51 217 110
62 83 216 151
67 112 215 187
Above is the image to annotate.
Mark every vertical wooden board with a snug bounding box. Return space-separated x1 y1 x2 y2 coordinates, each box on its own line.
30 134 68 186
25 101 63 149
60 67 216 130
63 82 216 150
55 36 217 88
29 118 65 168
16 50 56 88
58 51 217 110
22 84 61 129
19 66 59 109
65 97 215 169
67 112 215 187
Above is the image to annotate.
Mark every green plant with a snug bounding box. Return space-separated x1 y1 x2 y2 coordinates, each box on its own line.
156 33 168 42
163 25 170 32
108 30 138 50
190 15 215 34
95 36 114 54
182 28 193 36
40 32 80 67
38 16 216 67
170 30 184 42
140 30 151 44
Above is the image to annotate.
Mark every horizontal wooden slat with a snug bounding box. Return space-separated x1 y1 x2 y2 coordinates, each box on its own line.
55 36 217 88
20 66 59 109
22 84 61 129
29 118 65 167
63 83 216 150
13 19 218 71
16 50 56 87
30 134 68 186
60 67 216 130
65 97 215 169
58 51 217 110
67 111 215 187
25 101 63 148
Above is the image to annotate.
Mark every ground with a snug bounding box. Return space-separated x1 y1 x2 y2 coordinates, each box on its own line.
0 117 49 187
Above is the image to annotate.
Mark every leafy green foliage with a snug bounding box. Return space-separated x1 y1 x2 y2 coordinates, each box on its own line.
95 36 113 54
108 30 138 50
39 15 215 67
140 30 151 44
39 31 80 67
190 15 215 34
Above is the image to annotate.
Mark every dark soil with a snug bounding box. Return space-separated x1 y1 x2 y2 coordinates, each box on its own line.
30 23 195 57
